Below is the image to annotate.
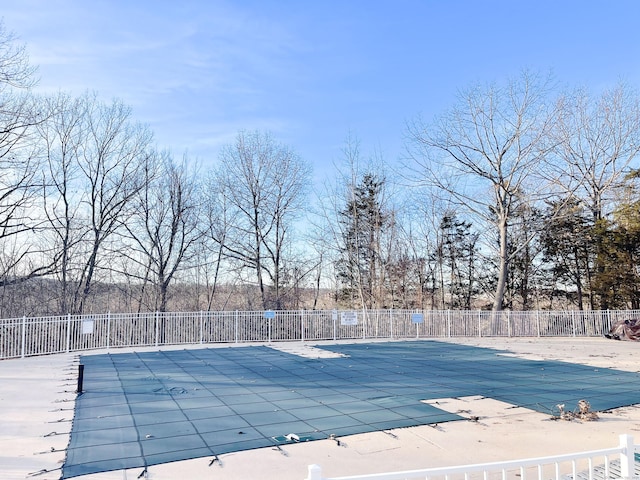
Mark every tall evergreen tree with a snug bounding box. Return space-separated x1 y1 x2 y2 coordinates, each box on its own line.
437 212 478 309
591 171 640 309
541 198 595 310
336 173 389 309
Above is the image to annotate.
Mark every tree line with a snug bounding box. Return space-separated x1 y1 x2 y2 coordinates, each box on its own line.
1 23 640 317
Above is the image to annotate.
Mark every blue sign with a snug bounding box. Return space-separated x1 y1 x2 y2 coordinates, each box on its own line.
411 313 424 324
264 310 276 319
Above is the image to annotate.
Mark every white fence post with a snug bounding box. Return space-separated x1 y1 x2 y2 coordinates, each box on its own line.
21 315 26 358
107 312 111 350
301 309 305 343
333 311 337 341
305 464 322 480
154 311 159 347
619 433 635 480
362 308 366 340
234 310 238 344
65 313 71 353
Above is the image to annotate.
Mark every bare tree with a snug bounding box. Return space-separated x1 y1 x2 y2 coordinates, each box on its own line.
407 71 556 311
38 92 87 313
216 130 311 310
311 133 364 308
400 206 438 310
199 170 234 310
121 150 201 312
0 21 36 89
553 82 640 222
73 94 153 313
0 22 55 294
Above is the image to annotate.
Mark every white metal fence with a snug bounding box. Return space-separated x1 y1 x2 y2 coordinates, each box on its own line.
305 434 639 480
0 309 635 360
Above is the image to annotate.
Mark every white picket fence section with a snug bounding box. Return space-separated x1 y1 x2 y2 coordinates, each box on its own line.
0 309 636 360
304 434 639 480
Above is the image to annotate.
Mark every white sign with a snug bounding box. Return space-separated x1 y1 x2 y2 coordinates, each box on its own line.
82 320 94 335
341 311 358 326
332 309 338 321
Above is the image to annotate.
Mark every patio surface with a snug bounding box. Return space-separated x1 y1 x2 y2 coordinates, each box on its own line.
2 337 640 480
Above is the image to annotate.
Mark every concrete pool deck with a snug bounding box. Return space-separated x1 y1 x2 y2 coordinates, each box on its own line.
2 337 640 480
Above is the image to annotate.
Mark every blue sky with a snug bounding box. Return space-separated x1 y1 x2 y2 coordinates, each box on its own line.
3 1 640 183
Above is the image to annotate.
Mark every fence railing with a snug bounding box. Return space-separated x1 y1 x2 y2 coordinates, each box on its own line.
304 434 639 480
0 309 635 360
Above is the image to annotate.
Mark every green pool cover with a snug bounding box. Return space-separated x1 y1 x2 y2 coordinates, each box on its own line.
62 341 640 478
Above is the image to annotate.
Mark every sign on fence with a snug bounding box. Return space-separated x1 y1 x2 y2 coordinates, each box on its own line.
82 320 94 335
264 310 275 319
411 313 424 324
341 311 358 326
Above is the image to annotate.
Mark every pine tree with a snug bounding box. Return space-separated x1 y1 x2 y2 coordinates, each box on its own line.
336 173 388 308
437 212 478 309
591 171 640 309
541 198 595 309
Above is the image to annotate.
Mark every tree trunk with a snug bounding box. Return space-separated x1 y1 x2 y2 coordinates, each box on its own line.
493 216 509 312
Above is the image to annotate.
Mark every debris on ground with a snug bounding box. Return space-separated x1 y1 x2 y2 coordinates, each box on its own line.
605 318 640 341
553 399 599 421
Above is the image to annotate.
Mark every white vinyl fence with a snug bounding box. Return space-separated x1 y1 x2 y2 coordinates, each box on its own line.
305 434 639 480
0 309 635 360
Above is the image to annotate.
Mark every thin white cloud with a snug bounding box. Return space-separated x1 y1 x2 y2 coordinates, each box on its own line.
1 0 316 169
4 1 305 103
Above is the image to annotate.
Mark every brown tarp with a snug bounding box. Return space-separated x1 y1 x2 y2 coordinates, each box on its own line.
605 319 640 341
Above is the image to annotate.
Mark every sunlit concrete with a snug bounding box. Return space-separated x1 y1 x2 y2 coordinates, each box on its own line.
2 337 639 480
